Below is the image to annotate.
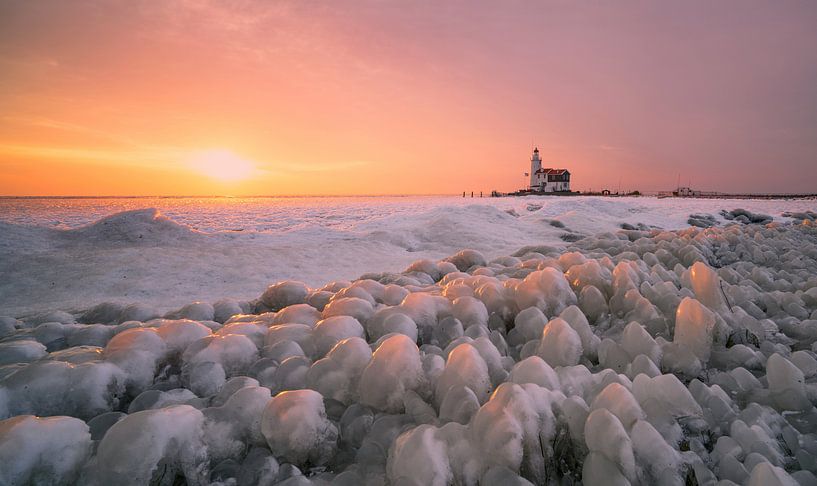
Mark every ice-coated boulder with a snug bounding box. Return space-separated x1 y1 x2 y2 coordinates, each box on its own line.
1 360 126 420
312 316 366 358
445 249 488 272
183 334 259 377
306 337 372 405
260 281 310 311
435 343 492 406
0 415 92 486
358 334 425 413
590 382 645 430
513 268 577 316
387 424 452 486
88 405 207 485
0 340 47 365
260 389 338 466
674 297 716 363
537 318 583 367
766 353 811 411
688 261 726 311
583 409 635 484
452 296 489 329
508 356 560 390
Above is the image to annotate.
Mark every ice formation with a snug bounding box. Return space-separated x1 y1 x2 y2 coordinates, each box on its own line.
1 204 817 484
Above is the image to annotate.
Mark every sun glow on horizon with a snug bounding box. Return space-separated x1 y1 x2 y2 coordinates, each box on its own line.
186 149 258 182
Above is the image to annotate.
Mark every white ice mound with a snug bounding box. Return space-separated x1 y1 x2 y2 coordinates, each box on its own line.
673 296 716 362
358 334 425 413
88 405 207 486
387 424 452 486
0 415 91 486
260 389 338 466
64 208 201 245
537 317 583 367
583 408 635 485
435 343 492 406
306 337 372 405
0 360 125 420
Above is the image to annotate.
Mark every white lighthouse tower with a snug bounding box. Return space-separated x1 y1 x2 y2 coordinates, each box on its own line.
529 147 542 189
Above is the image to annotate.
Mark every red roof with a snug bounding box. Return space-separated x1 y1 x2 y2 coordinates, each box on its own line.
534 168 569 174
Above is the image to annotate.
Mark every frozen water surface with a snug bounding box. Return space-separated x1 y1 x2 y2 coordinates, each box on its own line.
0 195 817 485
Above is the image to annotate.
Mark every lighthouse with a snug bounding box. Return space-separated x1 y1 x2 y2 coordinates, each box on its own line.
528 147 571 193
529 147 542 189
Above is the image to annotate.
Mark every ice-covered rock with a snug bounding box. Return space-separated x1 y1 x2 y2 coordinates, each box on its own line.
306 337 372 405
87 405 207 485
358 334 425 413
260 281 310 311
537 318 583 367
0 415 92 486
387 424 452 485
260 389 338 466
766 353 811 411
674 297 716 363
583 409 635 484
435 343 492 406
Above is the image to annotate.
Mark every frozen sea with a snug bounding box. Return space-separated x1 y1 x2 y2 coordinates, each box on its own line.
1 195 815 318
3 194 817 485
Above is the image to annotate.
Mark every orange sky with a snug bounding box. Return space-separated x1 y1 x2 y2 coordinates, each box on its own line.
1 1 816 196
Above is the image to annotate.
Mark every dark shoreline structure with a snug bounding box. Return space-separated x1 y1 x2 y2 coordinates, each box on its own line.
492 189 817 200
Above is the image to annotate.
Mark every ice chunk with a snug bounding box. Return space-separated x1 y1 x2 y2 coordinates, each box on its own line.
387 424 452 486
213 298 245 323
182 334 259 377
590 382 645 430
367 308 418 342
452 296 489 329
322 297 375 324
306 337 372 405
273 303 322 327
0 415 91 485
766 353 811 411
578 285 609 323
260 281 309 311
621 321 661 365
513 268 577 316
103 327 168 392
560 305 601 359
630 419 682 482
688 261 726 310
435 343 491 406
508 356 560 390
260 389 338 466
88 405 207 485
445 249 488 272
358 334 425 413
167 301 215 322
1 360 126 420
439 385 481 424
312 316 365 358
584 408 635 482
471 383 550 483
674 297 716 363
0 340 47 365
747 462 799 486
513 307 548 342
537 318 583 367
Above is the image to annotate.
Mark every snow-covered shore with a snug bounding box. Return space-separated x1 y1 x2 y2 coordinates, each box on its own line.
1 195 815 318
1 196 817 485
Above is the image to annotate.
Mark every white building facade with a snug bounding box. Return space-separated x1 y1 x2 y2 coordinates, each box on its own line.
529 148 570 192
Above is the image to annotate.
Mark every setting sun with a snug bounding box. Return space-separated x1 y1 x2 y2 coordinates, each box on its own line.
186 149 257 182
